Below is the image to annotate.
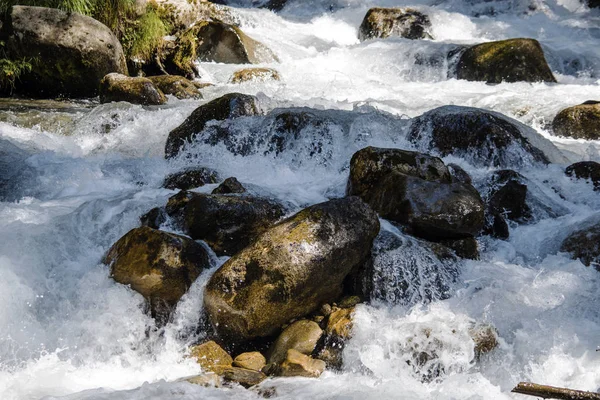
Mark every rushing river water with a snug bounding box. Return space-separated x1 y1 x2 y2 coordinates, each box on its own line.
2 0 600 399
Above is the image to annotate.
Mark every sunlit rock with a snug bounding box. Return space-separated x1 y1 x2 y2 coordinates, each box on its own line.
204 197 379 343
163 167 220 190
230 68 281 84
552 101 600 140
233 352 266 371
103 226 210 318
565 161 600 190
2 6 127 98
99 73 167 106
165 93 261 158
267 320 323 365
408 106 564 168
358 8 433 41
190 341 233 373
147 75 203 99
277 349 326 378
456 38 556 83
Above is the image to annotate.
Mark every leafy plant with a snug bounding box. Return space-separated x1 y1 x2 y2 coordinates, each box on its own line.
0 42 34 92
121 6 169 62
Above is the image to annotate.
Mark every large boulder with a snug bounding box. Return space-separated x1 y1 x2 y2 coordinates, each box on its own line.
407 106 565 168
99 73 167 105
566 161 600 190
180 193 286 256
2 6 128 98
103 227 210 317
456 38 556 83
552 101 600 140
165 93 261 158
358 7 432 41
147 75 203 100
560 223 600 268
203 197 380 343
347 147 484 240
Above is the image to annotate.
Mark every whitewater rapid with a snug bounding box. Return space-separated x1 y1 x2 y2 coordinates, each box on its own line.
2 0 600 398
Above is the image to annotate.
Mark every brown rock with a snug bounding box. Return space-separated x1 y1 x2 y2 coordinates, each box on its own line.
278 349 326 378
99 73 166 106
212 177 246 194
268 320 323 365
233 352 267 371
469 324 499 358
553 101 600 140
216 366 267 388
147 75 202 99
183 373 221 387
190 341 233 372
230 68 281 84
163 167 220 190
326 307 354 340
358 7 432 41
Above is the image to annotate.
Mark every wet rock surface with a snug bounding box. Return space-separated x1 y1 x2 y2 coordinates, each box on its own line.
552 101 600 140
147 75 203 99
163 167 220 190
358 7 433 41
99 73 167 106
565 161 600 190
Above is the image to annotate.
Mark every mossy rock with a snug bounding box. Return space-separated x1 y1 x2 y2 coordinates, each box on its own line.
203 197 380 343
147 75 203 99
230 68 281 84
358 7 433 41
561 223 600 268
103 226 210 317
165 93 261 158
565 161 600 190
163 167 220 190
552 101 600 140
456 38 556 83
99 73 167 105
3 6 128 98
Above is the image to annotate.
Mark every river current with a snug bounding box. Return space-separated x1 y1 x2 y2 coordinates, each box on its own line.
2 0 600 398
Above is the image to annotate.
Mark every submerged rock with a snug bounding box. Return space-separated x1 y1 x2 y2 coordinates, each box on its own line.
147 75 203 99
203 197 379 343
561 223 600 268
181 193 285 256
484 170 532 224
230 68 281 84
163 167 220 190
2 6 127 98
456 38 556 83
99 73 166 106
408 106 561 168
165 93 261 158
267 320 323 365
348 147 484 241
565 161 600 190
552 101 600 140
212 177 246 194
469 324 499 359
358 7 432 41
103 227 210 317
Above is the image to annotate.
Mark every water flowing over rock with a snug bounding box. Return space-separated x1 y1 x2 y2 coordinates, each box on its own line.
456 38 556 83
408 106 566 167
561 223 600 268
99 74 167 106
566 161 600 190
203 197 380 343
347 146 484 241
2 6 127 98
552 101 600 140
147 75 203 100
103 227 210 318
358 8 433 41
165 93 262 158
484 170 532 224
230 68 281 84
163 167 220 190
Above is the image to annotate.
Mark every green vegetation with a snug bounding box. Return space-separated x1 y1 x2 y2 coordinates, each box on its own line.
121 6 169 62
0 42 34 92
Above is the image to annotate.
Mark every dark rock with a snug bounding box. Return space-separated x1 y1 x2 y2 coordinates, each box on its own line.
552 101 600 140
447 163 472 185
140 207 167 229
440 237 479 260
165 93 261 158
408 106 554 168
358 7 433 41
561 223 600 268
147 75 203 99
483 213 510 240
163 167 220 190
212 177 246 194
203 197 380 343
103 227 210 318
456 38 556 83
485 170 532 223
218 366 267 388
565 161 600 190
99 73 166 106
3 6 127 98
181 193 285 256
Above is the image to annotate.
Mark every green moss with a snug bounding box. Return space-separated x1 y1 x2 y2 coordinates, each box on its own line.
121 6 168 62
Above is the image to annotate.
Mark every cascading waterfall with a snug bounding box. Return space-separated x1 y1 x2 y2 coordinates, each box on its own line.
2 0 600 399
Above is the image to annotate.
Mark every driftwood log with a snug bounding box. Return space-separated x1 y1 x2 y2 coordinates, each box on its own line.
512 382 600 399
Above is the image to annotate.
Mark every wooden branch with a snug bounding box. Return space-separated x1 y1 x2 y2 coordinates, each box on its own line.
512 382 600 400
